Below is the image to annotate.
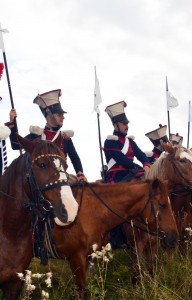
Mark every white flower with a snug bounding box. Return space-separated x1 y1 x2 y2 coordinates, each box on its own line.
17 273 24 279
46 272 52 278
92 244 98 252
105 243 112 251
32 273 44 278
45 277 52 288
42 290 49 299
25 270 32 276
103 257 109 262
26 284 36 291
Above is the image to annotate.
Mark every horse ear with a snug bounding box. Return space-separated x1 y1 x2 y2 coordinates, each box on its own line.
16 133 35 154
53 132 62 149
161 142 174 154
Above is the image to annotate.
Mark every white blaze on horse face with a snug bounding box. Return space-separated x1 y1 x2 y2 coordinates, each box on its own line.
179 151 192 163
53 158 78 225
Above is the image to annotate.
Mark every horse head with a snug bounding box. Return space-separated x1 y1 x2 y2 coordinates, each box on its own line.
140 179 178 250
146 143 192 188
17 133 78 226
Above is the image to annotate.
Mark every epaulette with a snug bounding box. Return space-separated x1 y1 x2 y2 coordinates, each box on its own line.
0 126 11 140
29 125 74 138
63 130 74 138
107 135 135 141
144 151 153 157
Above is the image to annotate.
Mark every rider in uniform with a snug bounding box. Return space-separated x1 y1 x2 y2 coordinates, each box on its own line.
169 133 183 145
5 89 87 181
145 124 169 163
104 101 151 184
103 101 151 249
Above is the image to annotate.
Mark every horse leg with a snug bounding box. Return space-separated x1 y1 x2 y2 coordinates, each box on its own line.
69 253 88 300
1 279 24 300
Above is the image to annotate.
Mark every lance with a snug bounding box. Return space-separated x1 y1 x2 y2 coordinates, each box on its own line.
94 66 106 183
166 76 171 139
0 24 22 155
0 25 18 132
187 101 191 149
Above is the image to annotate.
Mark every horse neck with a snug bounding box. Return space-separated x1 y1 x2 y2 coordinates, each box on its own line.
79 183 149 231
0 161 32 223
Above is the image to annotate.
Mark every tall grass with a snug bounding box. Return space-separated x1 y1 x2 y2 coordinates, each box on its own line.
15 245 192 300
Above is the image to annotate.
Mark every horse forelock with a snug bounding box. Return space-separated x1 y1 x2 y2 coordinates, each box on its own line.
32 140 62 158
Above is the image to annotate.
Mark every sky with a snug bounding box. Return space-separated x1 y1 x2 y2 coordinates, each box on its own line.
0 0 192 181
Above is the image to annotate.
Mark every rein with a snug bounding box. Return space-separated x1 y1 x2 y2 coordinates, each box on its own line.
83 181 162 237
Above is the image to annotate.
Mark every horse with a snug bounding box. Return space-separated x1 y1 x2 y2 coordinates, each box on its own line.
53 178 178 299
0 134 79 300
123 143 192 284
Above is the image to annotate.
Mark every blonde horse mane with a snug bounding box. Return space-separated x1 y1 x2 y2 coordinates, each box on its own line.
145 152 167 180
145 145 192 180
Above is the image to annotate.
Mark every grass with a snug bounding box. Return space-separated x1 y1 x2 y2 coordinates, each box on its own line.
13 245 192 300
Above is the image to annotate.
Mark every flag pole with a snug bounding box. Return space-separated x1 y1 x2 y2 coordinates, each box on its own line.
97 112 106 182
0 25 18 132
94 66 106 182
187 101 191 149
166 76 171 139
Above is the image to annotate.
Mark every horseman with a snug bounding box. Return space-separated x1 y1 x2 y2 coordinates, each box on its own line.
5 89 87 181
169 133 183 146
103 101 151 184
145 124 169 163
103 101 151 249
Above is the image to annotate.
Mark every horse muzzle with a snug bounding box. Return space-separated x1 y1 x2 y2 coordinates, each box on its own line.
159 230 178 250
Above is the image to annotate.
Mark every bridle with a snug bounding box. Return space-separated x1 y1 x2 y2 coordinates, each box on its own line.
31 153 69 192
23 152 70 262
168 153 192 187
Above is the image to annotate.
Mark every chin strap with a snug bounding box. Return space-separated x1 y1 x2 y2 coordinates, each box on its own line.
45 107 59 127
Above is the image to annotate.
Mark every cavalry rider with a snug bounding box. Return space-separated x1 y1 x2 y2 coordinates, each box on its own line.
5 89 87 181
103 101 151 184
169 133 183 146
145 124 169 163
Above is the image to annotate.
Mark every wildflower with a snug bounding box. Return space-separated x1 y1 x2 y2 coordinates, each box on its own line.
92 244 98 251
105 243 111 251
32 273 44 278
45 277 52 288
26 284 36 291
42 290 49 299
17 273 24 279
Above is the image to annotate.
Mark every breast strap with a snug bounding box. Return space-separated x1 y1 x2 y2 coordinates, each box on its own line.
107 137 129 170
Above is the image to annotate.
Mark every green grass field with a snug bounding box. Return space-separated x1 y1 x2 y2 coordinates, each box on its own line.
12 245 192 300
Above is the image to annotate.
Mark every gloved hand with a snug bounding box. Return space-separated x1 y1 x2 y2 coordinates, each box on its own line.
77 171 87 182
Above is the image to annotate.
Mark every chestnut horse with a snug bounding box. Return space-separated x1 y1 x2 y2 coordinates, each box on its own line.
123 143 192 284
53 179 178 299
0 134 78 300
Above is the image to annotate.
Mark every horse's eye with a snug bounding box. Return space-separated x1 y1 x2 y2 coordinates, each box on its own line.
159 203 166 209
38 163 46 169
179 159 185 164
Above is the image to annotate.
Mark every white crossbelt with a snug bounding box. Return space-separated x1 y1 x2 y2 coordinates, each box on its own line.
107 137 129 170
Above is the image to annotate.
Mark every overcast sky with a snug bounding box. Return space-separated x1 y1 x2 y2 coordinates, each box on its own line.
1 0 192 181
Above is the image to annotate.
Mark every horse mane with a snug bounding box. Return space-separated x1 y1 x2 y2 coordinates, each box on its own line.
146 145 192 180
146 152 167 179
